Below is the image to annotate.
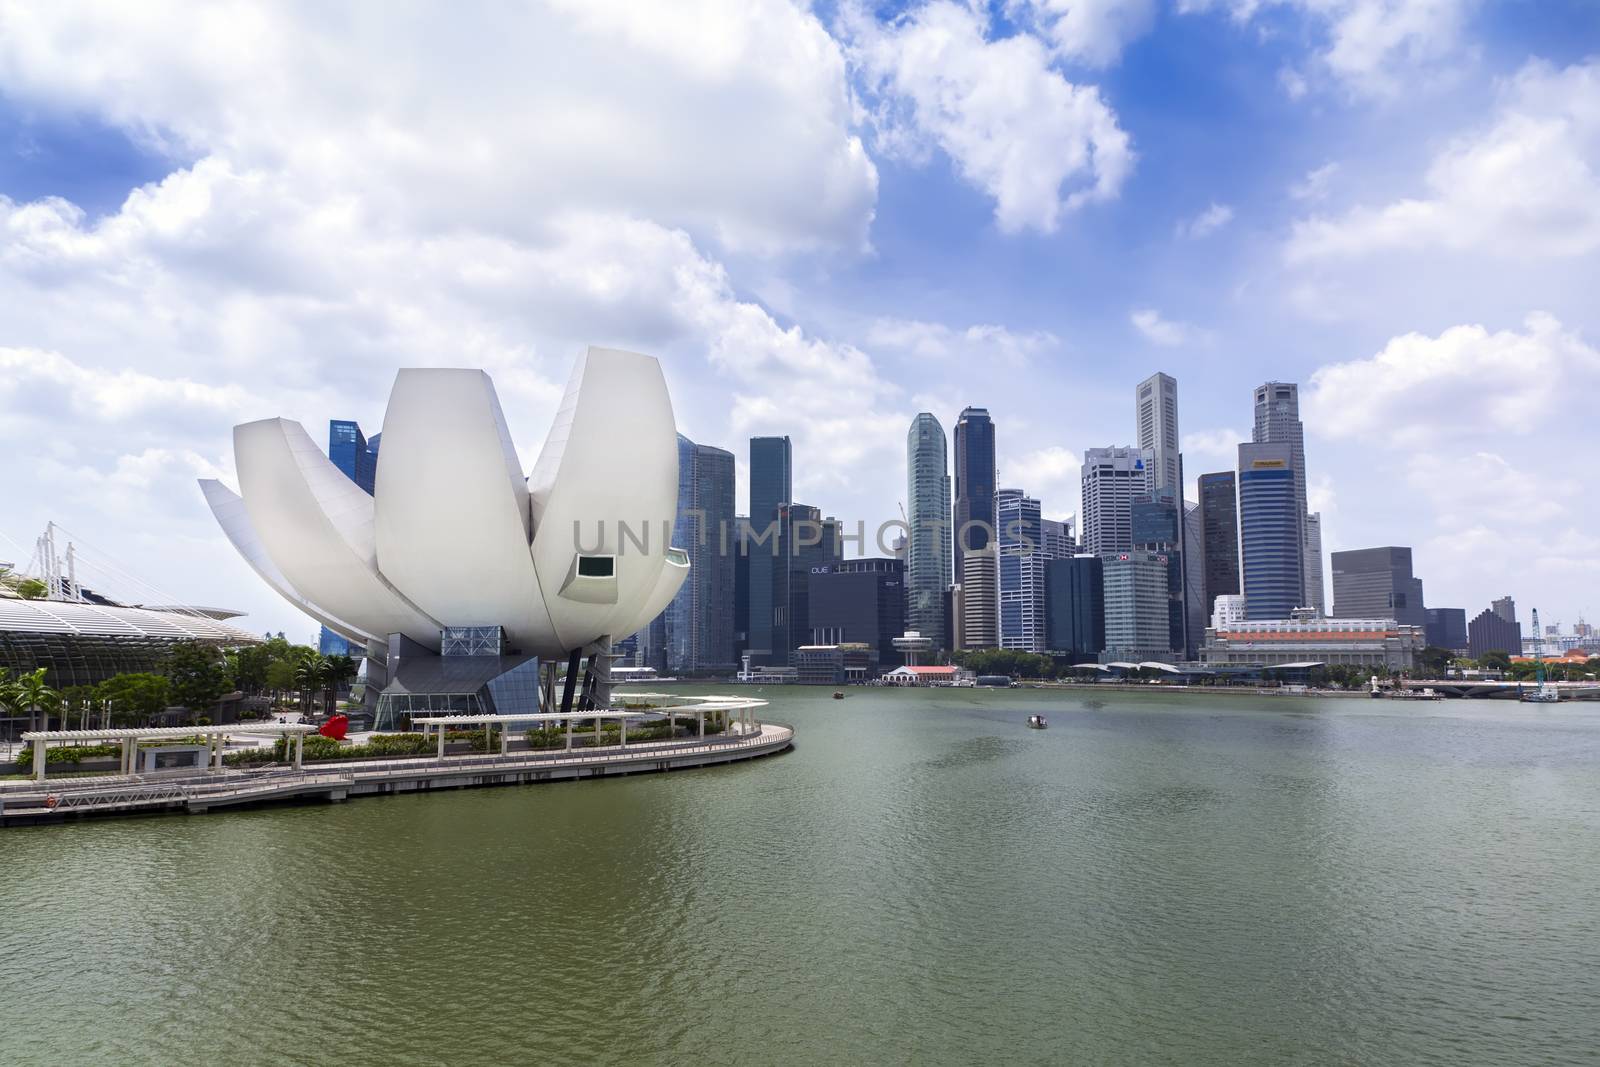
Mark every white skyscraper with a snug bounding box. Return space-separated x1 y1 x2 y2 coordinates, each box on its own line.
1136 372 1181 496
1080 446 1153 556
906 413 953 649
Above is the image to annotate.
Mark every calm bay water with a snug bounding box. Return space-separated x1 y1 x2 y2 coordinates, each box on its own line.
3 687 1599 1065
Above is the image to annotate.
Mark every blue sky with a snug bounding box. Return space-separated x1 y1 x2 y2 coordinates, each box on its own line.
1 0 1598 639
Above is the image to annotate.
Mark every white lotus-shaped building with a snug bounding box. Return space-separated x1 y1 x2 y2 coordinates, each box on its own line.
200 347 689 665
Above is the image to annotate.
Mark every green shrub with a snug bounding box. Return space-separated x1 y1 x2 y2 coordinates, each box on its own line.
16 742 123 770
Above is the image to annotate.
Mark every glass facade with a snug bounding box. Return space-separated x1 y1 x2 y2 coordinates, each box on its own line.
1045 555 1104 661
997 489 1045 652
1199 471 1240 616
663 435 736 672
1101 551 1172 659
808 558 906 668
953 407 996 569
440 625 506 657
746 436 792 665
1238 443 1303 621
329 419 380 495
906 413 952 649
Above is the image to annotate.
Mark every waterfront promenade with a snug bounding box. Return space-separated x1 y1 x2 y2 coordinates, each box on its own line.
1 713 791 826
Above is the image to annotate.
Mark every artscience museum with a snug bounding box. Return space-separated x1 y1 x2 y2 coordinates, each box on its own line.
200 347 690 729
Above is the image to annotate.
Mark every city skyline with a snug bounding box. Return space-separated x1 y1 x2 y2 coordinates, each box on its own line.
1 3 1596 637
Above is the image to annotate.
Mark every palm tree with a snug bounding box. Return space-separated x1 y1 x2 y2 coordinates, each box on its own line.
12 668 59 733
293 653 329 716
324 654 358 714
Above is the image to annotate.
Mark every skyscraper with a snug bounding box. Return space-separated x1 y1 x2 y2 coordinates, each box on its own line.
745 435 792 666
906 413 953 650
770 503 839 664
951 407 996 651
1330 546 1425 627
1080 446 1152 555
1492 596 1517 625
1425 607 1468 652
1182 501 1206 660
997 488 1046 652
1251 382 1322 613
1136 372 1180 496
1198 471 1240 616
1045 555 1105 662
809 557 906 667
320 419 382 656
1041 517 1075 558
1469 605 1521 659
1237 442 1303 620
664 434 736 673
1101 551 1172 661
329 419 380 495
1132 489 1184 654
1304 512 1325 615
953 407 996 575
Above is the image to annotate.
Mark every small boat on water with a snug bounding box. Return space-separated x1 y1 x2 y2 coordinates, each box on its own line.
1026 715 1048 729
832 691 845 700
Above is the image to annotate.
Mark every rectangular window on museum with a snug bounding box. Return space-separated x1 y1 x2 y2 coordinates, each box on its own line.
578 555 615 578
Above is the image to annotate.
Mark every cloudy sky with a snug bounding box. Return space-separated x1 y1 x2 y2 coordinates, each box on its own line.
1 0 1597 639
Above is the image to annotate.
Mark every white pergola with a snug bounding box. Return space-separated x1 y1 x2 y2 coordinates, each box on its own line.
411 696 764 757
18 723 318 782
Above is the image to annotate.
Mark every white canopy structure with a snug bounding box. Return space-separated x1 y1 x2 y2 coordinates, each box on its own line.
199 347 689 660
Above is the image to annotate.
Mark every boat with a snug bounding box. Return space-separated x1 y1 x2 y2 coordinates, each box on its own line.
1026 715 1048 729
1523 685 1559 704
832 691 845 700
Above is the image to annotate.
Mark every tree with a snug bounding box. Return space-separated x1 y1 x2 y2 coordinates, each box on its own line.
324 654 358 712
96 673 170 726
9 668 59 732
232 643 273 694
265 659 298 707
164 641 231 718
294 652 330 715
14 577 48 600
1477 651 1512 671
1417 646 1453 678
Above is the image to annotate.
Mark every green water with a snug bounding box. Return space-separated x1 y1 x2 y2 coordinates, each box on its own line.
3 687 1598 1066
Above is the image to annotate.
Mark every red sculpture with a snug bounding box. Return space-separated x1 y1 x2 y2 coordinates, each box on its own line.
319 714 349 741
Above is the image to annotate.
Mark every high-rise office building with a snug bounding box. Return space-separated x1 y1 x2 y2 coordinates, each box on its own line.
1492 596 1517 625
733 515 750 661
1041 518 1075 558
745 436 792 666
329 419 381 495
1080 446 1152 555
1101 551 1173 661
320 419 383 656
953 407 996 575
1182 501 1206 661
809 557 906 668
1132 489 1184 655
906 413 953 650
1136 372 1181 496
1252 382 1322 613
770 503 839 664
1331 546 1426 628
1469 605 1522 659
997 489 1046 652
1198 471 1240 617
1045 554 1104 662
1304 512 1325 616
960 551 999 649
664 435 736 673
1237 442 1303 620
1425 607 1468 653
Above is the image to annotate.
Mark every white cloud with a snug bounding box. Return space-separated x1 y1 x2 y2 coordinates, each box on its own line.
1290 162 1339 201
1183 0 1475 98
846 0 1134 233
1175 201 1234 239
1012 0 1159 68
1130 308 1206 346
1305 312 1600 445
0 1 907 633
1288 58 1600 262
1000 445 1082 522
866 318 1059 367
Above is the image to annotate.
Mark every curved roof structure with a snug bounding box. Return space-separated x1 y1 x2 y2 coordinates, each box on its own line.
0 599 261 642
0 598 263 690
202 347 689 659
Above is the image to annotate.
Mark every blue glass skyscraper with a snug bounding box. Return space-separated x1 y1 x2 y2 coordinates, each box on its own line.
1237 442 1303 620
664 434 737 673
746 436 792 666
320 420 381 654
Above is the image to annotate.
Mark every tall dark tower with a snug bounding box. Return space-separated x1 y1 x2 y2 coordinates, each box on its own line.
953 407 996 573
746 436 792 666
